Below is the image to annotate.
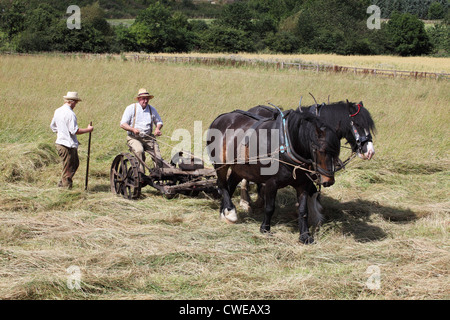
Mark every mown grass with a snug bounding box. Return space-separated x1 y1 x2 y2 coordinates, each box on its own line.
0 54 448 300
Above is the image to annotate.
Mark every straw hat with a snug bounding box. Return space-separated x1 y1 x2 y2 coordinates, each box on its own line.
63 92 82 101
135 88 154 100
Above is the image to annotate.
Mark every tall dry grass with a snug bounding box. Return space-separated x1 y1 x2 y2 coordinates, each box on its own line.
124 52 450 73
0 54 448 300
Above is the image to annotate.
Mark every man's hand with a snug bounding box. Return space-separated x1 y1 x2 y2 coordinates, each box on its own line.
120 123 140 136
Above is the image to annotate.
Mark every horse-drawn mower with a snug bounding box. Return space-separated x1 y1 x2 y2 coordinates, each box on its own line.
110 147 218 199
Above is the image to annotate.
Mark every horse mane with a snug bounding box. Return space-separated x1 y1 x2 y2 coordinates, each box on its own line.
324 101 376 136
287 110 341 157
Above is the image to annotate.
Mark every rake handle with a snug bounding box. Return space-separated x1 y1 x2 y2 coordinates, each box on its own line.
85 121 92 191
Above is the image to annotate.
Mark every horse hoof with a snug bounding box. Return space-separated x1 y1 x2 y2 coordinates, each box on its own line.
259 226 272 235
220 208 237 223
299 235 314 245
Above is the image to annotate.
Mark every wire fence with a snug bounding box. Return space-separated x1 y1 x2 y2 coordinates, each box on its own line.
123 54 450 80
6 52 450 80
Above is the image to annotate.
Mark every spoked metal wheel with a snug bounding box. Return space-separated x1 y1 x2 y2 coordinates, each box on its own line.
110 153 141 199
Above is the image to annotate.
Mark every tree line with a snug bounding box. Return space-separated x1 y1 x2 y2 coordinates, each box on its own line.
0 0 448 56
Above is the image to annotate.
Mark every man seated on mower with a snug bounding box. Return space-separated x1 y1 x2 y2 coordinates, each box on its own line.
120 88 164 172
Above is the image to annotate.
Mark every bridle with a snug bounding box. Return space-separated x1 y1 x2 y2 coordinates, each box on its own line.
281 114 337 185
349 103 373 155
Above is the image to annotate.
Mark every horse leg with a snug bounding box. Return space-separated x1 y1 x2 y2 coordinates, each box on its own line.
253 183 265 208
239 179 252 212
306 182 323 231
227 170 242 198
216 166 238 223
239 181 264 211
297 189 314 244
260 180 277 234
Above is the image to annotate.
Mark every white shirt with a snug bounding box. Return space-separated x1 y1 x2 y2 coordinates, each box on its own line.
120 103 163 136
50 104 79 148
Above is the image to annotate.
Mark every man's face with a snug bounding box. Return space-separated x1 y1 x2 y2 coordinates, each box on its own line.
68 100 79 109
138 97 150 108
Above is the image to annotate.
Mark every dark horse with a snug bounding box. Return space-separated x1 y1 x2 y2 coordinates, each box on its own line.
239 100 376 210
206 109 341 243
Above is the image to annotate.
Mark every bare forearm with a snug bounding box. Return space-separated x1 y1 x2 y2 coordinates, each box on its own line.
120 123 139 135
76 125 93 135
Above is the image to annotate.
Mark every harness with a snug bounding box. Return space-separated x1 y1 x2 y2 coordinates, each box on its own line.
231 106 335 183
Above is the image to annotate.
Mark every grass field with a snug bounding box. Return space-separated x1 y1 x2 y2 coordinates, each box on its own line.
0 54 448 300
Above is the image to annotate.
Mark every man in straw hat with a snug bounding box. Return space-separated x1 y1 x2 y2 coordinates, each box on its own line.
120 88 163 172
50 92 94 189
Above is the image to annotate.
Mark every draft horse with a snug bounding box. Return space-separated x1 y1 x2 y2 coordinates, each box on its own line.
240 100 376 210
206 109 341 244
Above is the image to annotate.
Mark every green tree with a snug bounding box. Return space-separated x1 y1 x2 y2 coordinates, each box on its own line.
427 22 450 56
16 4 59 52
130 2 191 52
264 30 300 53
113 24 137 52
0 0 27 40
216 1 254 32
385 12 432 56
428 2 445 19
82 1 113 36
48 19 110 53
200 24 255 53
295 0 371 54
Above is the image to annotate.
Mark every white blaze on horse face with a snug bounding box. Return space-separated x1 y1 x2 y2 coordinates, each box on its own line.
357 129 375 160
358 141 375 160
365 141 375 159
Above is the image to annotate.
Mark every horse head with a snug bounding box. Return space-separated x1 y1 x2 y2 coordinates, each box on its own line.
311 123 339 187
346 100 376 160
289 112 340 188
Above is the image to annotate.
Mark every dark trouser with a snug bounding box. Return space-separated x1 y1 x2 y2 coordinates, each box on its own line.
55 144 79 189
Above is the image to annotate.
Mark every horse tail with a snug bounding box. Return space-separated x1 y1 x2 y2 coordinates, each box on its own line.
307 192 324 228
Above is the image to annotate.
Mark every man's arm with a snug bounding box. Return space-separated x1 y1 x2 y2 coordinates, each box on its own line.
120 122 139 135
120 105 139 135
154 123 162 136
76 123 94 135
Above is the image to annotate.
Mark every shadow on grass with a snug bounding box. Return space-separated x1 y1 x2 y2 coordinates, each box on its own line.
318 196 417 242
234 189 418 243
89 184 111 193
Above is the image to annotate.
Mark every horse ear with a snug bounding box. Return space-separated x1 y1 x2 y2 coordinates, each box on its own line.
346 99 352 114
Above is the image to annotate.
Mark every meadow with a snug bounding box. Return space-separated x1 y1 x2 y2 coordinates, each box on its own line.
0 53 448 300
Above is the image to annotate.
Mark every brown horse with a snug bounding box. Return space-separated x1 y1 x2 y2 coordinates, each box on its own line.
206 109 340 244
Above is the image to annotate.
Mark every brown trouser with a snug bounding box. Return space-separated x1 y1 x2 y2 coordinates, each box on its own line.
55 144 79 189
127 135 162 172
